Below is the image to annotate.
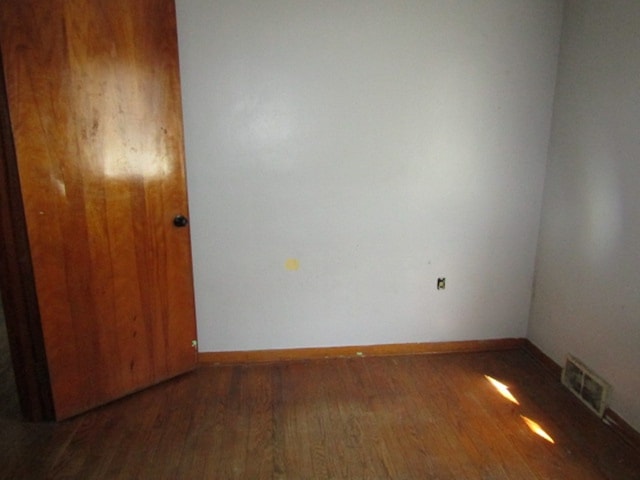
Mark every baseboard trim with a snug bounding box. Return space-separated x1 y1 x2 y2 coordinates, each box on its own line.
198 337 525 365
522 339 562 378
602 409 640 453
523 339 640 453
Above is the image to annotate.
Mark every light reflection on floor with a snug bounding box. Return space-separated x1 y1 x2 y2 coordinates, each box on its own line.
484 374 555 444
521 416 555 444
485 375 520 405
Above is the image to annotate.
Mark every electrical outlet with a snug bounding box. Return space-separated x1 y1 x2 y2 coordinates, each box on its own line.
437 277 446 290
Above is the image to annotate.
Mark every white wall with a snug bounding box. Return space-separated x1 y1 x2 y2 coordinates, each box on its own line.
175 0 563 352
529 0 640 431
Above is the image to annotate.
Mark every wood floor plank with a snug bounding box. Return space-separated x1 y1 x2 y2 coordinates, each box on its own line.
362 356 455 478
1 347 639 479
333 359 393 478
240 365 275 479
273 362 309 478
390 356 486 478
323 359 383 478
432 355 539 479
175 366 233 477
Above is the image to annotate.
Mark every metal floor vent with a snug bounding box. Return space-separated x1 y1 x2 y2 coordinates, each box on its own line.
561 355 611 417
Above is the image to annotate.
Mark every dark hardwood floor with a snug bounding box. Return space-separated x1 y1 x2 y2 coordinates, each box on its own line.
0 338 639 479
0 303 21 421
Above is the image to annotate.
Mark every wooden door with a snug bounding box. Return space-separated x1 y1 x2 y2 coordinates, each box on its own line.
0 0 198 419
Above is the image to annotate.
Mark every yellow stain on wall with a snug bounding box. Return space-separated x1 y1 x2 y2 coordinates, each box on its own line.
285 258 300 271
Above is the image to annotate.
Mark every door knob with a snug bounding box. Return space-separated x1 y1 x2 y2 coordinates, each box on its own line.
173 214 189 227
